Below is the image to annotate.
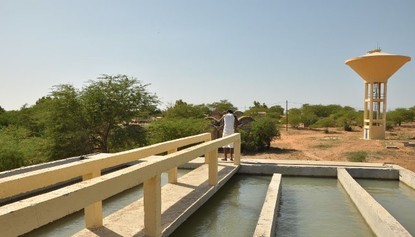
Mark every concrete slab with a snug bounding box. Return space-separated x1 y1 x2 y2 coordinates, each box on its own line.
74 163 239 237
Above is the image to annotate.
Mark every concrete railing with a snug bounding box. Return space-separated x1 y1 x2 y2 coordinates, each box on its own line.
0 133 211 200
0 133 241 237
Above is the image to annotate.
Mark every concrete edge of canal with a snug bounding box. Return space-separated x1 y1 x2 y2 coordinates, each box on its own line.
253 173 282 237
338 168 412 237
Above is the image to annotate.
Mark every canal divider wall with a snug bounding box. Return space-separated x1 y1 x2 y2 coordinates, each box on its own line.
238 159 399 179
338 168 412 237
253 173 281 237
393 164 415 189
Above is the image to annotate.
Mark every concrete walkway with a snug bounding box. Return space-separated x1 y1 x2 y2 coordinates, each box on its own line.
74 162 239 237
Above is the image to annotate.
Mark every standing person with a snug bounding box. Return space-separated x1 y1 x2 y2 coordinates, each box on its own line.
220 109 238 161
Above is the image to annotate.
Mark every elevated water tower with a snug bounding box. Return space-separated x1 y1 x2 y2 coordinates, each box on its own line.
345 49 411 140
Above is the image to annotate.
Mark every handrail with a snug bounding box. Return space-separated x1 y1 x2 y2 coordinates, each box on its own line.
0 133 211 199
0 133 241 237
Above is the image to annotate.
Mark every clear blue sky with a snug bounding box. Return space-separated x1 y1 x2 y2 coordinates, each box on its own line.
1 0 414 111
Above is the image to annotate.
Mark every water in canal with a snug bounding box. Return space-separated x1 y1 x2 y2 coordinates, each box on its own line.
172 176 374 237
276 177 374 237
357 179 415 235
170 175 271 237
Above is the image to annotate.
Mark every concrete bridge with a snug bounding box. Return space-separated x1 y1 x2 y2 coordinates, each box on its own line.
1 133 415 237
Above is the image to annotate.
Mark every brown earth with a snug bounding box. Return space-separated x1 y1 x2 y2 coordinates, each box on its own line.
243 124 415 172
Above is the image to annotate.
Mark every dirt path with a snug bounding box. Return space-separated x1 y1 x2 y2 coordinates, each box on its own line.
243 126 415 172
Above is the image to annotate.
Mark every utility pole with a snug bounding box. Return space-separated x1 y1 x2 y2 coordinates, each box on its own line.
285 100 288 131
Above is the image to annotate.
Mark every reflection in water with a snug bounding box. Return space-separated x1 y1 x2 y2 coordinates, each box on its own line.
170 175 271 237
276 177 375 237
25 170 189 237
357 179 415 235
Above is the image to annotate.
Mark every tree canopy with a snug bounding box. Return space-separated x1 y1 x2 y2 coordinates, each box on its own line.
288 104 362 130
79 74 159 152
1 73 415 171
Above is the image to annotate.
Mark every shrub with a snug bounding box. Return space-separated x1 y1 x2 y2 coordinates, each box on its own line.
386 121 395 131
345 151 367 162
0 125 50 170
147 118 210 144
0 147 24 172
343 122 353 131
241 117 279 152
312 143 334 149
109 125 148 152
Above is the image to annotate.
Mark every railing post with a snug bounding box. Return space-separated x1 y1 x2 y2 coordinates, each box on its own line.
207 149 218 185
204 136 211 164
234 134 241 165
167 148 178 183
144 174 162 237
83 170 103 228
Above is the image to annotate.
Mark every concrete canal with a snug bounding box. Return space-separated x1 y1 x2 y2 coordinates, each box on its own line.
23 169 414 237
172 176 376 237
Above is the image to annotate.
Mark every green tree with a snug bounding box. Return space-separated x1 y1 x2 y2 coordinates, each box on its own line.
47 74 159 158
0 100 52 169
0 110 16 128
288 108 302 128
109 125 148 152
0 126 26 171
313 117 336 129
241 117 279 151
80 74 159 153
0 125 49 171
147 118 210 144
409 106 415 117
163 100 208 119
48 84 92 159
0 146 24 172
387 108 414 126
268 105 285 119
244 101 267 117
287 104 362 130
243 102 284 120
207 100 237 113
332 106 361 131
300 104 319 127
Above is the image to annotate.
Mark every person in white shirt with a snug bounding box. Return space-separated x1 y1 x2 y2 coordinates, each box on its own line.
220 109 239 161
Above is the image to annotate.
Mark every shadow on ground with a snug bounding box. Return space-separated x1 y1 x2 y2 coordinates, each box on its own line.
242 147 298 156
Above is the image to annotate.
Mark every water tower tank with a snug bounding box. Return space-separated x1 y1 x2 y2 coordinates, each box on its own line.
345 49 411 140
345 49 411 83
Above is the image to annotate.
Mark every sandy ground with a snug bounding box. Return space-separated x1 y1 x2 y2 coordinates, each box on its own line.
243 125 415 172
